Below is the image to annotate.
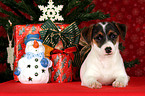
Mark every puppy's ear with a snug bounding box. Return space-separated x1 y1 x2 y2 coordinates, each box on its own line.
113 22 127 40
81 25 94 44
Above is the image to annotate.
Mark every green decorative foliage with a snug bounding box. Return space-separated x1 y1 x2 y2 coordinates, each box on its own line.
124 59 140 69
119 43 125 52
53 0 110 24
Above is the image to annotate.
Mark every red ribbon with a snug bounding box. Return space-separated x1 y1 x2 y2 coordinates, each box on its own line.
52 47 77 60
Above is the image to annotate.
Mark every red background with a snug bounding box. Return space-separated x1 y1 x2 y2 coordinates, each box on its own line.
0 0 145 76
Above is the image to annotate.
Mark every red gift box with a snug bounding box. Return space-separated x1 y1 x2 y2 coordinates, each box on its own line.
50 47 77 83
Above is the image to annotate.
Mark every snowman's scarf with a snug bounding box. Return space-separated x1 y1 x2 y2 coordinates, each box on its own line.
25 52 44 59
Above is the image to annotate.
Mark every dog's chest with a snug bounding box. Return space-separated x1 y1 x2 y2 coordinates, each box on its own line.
99 56 115 69
97 58 116 85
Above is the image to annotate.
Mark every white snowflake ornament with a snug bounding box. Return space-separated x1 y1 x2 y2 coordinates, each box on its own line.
38 0 64 21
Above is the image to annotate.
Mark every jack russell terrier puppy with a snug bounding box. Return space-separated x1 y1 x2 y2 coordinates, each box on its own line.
80 22 129 89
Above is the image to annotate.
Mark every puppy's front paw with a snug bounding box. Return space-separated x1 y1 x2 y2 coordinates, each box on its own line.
89 81 102 89
112 81 127 87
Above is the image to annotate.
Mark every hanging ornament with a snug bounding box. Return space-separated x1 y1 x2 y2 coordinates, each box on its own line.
7 20 14 71
38 0 64 21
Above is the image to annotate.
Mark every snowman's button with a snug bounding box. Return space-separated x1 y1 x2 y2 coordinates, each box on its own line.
35 58 38 62
35 65 38 69
35 72 38 76
42 69 45 73
27 65 31 68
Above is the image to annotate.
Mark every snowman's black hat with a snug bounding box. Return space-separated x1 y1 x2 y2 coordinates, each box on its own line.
24 34 43 45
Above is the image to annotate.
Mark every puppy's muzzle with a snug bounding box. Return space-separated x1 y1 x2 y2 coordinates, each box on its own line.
105 47 112 54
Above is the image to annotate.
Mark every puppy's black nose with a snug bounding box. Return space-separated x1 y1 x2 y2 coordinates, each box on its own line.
105 47 112 53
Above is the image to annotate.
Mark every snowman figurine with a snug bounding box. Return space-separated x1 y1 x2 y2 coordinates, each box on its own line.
14 34 52 84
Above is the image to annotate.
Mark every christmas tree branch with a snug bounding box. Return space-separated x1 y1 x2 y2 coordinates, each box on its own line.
0 0 28 21
66 0 92 16
85 4 95 13
0 17 8 26
82 11 110 20
62 0 109 24
19 0 43 22
34 0 49 6
0 7 25 27
119 43 125 52
18 0 37 19
124 59 140 69
0 7 19 20
62 0 81 15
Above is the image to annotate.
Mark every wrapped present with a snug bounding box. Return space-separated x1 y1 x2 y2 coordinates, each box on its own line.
39 19 81 82
13 24 43 81
50 47 77 83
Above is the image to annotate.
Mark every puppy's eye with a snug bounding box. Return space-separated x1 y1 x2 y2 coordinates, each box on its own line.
109 33 117 39
94 34 103 41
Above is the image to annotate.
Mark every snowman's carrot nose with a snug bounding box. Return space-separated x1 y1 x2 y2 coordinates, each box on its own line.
33 40 39 48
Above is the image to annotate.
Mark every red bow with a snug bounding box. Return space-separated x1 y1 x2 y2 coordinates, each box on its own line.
52 47 77 60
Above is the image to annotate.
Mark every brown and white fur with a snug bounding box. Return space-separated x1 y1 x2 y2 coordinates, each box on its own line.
80 22 129 89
